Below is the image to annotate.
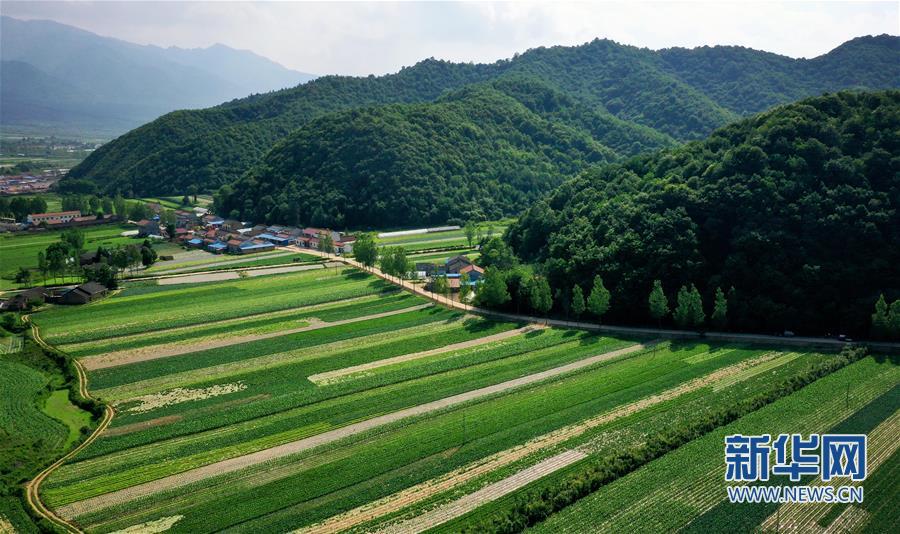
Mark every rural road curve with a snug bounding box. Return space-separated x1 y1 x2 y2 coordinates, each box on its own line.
284 247 900 353
56 341 651 518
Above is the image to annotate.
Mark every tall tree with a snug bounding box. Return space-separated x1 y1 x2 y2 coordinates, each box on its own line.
571 285 585 319
458 271 472 307
37 251 48 284
476 267 510 308
871 294 889 339
648 280 669 327
711 287 728 329
378 246 396 276
587 275 611 321
888 300 900 341
690 285 706 328
113 194 126 217
393 247 409 280
352 233 378 269
318 232 335 255
529 276 553 316
674 285 692 328
465 221 477 248
15 267 32 286
432 274 450 298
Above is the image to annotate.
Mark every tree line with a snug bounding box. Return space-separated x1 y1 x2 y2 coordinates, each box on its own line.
15 228 157 290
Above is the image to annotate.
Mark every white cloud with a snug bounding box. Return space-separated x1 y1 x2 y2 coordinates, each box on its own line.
3 1 898 75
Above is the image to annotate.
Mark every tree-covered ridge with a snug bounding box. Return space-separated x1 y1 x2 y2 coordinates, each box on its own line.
216 81 650 227
66 35 900 196
506 91 900 336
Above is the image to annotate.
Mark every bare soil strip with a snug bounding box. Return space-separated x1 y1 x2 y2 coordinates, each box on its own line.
156 262 340 285
82 304 433 370
102 416 183 438
378 450 588 534
67 295 379 354
56 341 650 518
294 351 780 534
307 325 544 385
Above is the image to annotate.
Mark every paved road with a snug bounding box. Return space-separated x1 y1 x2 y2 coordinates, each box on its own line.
56 341 650 518
284 246 900 353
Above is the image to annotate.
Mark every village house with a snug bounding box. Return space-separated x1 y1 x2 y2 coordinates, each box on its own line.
57 282 108 305
237 240 275 254
423 255 484 293
136 219 162 238
27 210 81 225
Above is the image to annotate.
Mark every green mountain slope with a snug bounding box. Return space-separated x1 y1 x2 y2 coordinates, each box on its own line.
506 90 900 336
67 36 900 197
216 81 655 227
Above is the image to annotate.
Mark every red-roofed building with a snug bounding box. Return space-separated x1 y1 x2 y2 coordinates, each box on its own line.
27 211 80 225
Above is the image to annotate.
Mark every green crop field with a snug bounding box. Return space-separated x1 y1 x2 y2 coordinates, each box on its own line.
21 265 898 534
0 223 138 289
0 334 96 533
144 251 320 275
525 356 899 534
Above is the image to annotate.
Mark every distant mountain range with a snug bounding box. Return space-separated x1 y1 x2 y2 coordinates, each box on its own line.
0 16 315 136
65 33 899 227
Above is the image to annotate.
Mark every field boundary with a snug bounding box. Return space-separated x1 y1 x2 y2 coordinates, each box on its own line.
22 315 114 534
81 303 435 370
55 341 653 518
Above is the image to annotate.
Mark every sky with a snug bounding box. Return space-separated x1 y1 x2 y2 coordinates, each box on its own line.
3 1 898 76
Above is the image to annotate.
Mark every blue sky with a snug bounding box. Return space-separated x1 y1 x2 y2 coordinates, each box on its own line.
3 1 898 75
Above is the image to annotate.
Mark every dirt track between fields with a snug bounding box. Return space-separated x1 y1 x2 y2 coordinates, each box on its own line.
307 324 544 384
295 350 781 534
81 304 433 370
156 262 339 285
56 340 652 519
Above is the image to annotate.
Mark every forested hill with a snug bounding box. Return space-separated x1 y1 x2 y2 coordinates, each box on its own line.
67 35 900 196
506 91 900 336
215 79 673 227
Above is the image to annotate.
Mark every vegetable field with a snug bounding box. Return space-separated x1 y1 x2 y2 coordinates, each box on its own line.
25 265 898 533
526 357 899 534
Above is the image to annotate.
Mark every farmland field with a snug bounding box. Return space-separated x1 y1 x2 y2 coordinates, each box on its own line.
20 263 899 533
0 223 138 288
521 356 899 534
24 265 887 534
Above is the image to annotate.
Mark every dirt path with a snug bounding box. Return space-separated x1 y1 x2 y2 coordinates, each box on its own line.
150 250 297 274
295 351 780 534
23 315 114 534
156 262 340 285
64 294 380 354
56 341 651 519
378 450 588 534
307 324 544 385
81 304 434 370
